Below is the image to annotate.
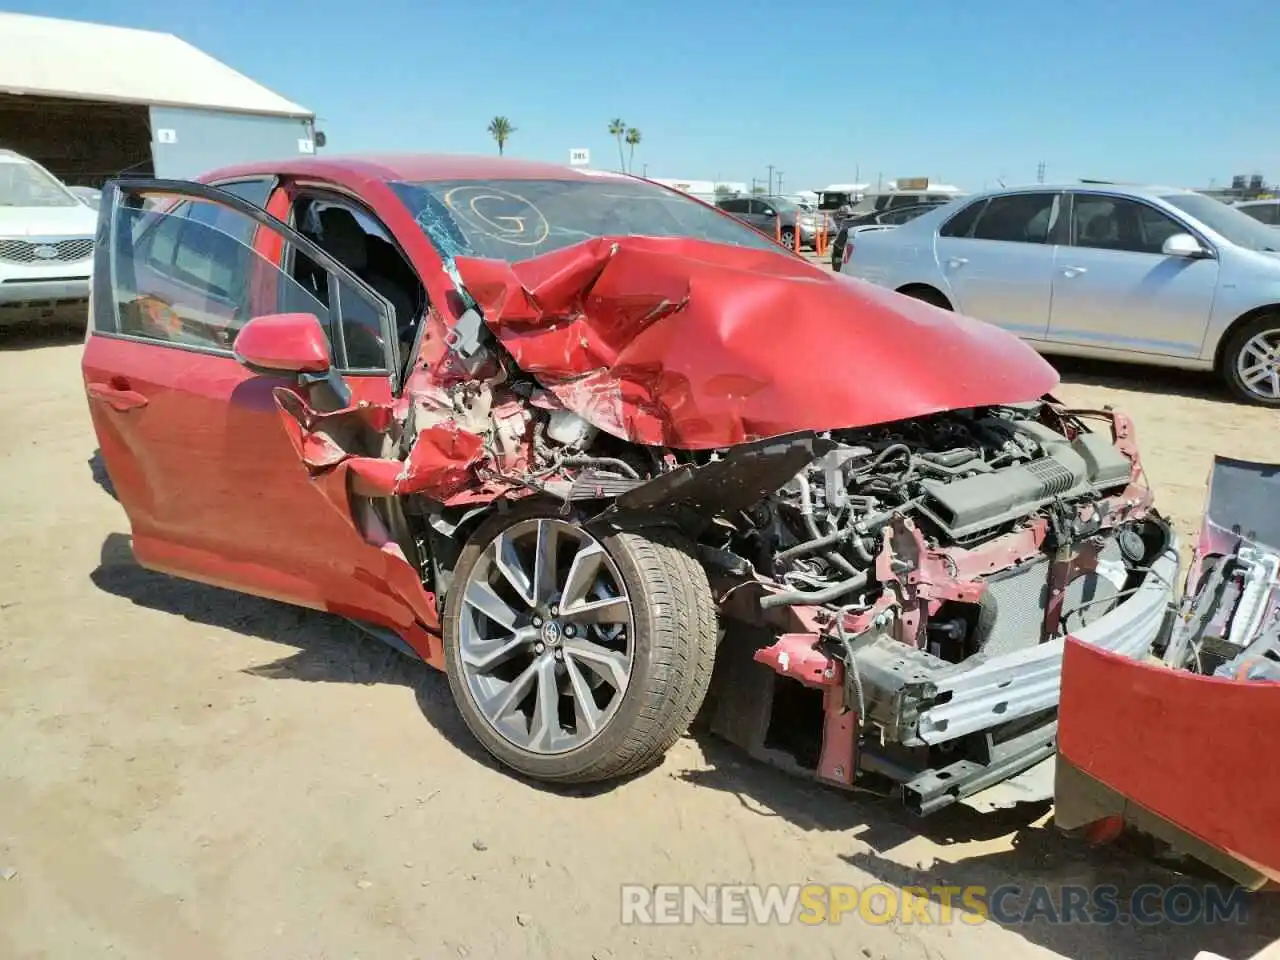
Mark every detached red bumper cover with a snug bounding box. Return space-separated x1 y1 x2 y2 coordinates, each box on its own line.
1056 637 1280 887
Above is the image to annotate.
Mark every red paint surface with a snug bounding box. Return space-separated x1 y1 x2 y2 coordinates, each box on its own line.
83 335 435 656
1058 637 1280 882
232 313 331 373
454 237 1059 448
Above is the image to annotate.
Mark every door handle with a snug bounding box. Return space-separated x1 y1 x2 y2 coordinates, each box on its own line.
87 381 149 412
1061 266 1088 278
947 257 968 268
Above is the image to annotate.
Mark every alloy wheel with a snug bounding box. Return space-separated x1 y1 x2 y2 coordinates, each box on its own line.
1235 328 1280 402
456 518 635 755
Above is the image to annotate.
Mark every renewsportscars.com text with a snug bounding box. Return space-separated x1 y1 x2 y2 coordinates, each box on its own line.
620 883 1250 926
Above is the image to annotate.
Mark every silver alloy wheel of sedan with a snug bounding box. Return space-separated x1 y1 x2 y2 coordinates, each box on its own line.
1235 328 1280 402
456 517 635 755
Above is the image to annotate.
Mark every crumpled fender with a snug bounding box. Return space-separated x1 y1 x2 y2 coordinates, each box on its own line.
270 386 487 502
453 236 1060 449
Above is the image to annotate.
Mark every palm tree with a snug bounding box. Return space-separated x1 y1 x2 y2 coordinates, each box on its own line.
487 116 515 156
608 118 626 172
624 128 641 174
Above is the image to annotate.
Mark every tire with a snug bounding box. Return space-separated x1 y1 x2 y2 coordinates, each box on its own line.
830 235 846 272
779 227 796 251
1219 313 1280 407
901 286 952 310
443 506 718 784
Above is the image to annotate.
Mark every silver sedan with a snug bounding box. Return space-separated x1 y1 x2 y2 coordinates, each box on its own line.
842 183 1280 406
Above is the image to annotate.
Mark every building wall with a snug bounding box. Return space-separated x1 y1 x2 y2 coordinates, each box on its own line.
148 106 315 179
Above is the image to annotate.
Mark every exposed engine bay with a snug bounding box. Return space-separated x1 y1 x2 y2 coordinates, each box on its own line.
371 365 1175 813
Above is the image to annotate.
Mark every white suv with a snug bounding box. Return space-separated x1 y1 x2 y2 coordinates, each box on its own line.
0 149 98 326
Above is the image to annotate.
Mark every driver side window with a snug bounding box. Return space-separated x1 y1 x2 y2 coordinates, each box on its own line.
286 193 426 363
104 186 393 373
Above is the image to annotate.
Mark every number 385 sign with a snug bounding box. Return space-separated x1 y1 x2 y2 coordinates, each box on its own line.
569 148 590 166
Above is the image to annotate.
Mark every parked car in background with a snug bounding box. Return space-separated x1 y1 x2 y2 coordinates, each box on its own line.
1234 198 1280 228
0 149 97 326
715 194 834 250
841 187 966 223
842 183 1280 406
830 201 952 271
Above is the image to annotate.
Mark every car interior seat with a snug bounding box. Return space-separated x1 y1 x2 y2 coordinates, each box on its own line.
313 207 419 346
1081 213 1115 248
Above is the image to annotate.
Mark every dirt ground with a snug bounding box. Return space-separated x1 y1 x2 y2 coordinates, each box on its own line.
2 325 1278 960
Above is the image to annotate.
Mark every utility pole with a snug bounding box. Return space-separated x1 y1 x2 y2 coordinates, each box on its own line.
767 164 775 196
776 170 784 195
1036 160 1046 184
642 162 648 177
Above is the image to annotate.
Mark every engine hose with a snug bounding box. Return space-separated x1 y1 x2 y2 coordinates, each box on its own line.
560 455 640 479
834 605 867 720
856 443 911 476
850 535 877 564
759 570 870 610
794 474 860 577
776 528 850 563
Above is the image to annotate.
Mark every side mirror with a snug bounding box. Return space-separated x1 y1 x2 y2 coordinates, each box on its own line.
760 208 775 217
1162 233 1210 258
233 312 331 375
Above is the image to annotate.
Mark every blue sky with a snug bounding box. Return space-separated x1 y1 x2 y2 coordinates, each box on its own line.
11 0 1278 191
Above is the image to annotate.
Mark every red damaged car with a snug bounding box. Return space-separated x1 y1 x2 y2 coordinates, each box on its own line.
82 156 1179 813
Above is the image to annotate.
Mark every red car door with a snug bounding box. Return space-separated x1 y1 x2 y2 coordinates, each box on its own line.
83 179 434 649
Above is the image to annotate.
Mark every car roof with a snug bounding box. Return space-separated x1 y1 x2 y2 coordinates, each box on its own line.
200 152 629 185
961 182 1196 203
1236 198 1280 206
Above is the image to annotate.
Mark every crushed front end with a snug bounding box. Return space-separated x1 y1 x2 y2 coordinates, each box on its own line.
262 235 1178 812
698 403 1178 815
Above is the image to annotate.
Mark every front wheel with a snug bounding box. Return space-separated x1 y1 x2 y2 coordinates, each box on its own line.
1221 314 1280 407
443 510 718 784
779 227 796 250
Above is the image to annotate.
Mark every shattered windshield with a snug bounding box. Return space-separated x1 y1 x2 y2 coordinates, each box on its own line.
389 177 782 263
0 155 78 208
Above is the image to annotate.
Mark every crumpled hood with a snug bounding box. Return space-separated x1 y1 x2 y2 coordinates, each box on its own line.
453 236 1059 449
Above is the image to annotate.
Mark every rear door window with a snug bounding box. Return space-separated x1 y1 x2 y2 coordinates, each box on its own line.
970 193 1061 243
940 198 988 238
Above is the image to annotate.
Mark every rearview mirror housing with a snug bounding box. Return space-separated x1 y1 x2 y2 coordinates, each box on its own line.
233 313 331 375
1162 232 1210 258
